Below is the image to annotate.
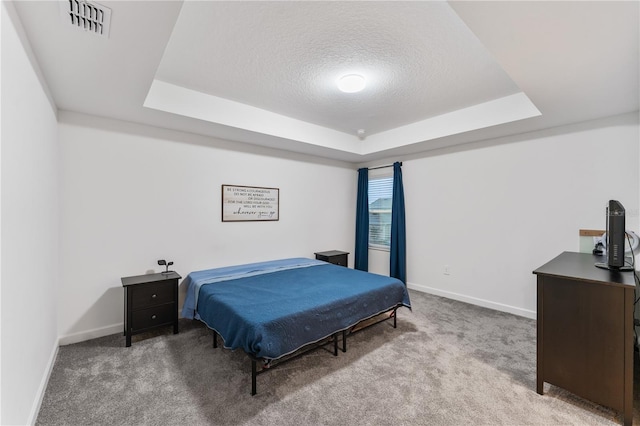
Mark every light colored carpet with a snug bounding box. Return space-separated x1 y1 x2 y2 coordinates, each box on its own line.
36 290 637 425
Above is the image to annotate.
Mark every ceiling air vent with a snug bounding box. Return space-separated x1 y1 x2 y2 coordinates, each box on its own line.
59 0 111 38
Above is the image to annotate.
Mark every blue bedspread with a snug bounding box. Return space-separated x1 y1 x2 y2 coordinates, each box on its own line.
182 258 411 360
181 258 324 320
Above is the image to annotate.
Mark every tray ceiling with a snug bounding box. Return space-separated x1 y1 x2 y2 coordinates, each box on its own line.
11 1 639 163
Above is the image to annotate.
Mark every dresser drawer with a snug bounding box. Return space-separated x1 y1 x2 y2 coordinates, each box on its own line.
131 281 175 310
131 304 175 332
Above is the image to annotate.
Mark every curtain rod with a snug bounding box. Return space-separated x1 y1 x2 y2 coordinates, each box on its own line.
367 162 402 170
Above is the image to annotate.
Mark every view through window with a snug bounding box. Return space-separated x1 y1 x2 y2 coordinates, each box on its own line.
368 176 393 247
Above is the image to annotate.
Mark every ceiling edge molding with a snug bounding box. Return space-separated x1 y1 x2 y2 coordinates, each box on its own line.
362 92 541 154
57 109 358 169
144 79 360 154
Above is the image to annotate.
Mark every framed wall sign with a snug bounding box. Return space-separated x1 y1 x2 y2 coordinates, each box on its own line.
222 185 279 222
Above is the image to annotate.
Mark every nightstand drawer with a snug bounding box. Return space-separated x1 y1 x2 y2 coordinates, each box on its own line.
330 254 348 266
131 281 175 310
131 304 175 331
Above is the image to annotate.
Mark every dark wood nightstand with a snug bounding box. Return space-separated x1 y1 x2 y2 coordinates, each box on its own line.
314 250 349 267
121 271 181 347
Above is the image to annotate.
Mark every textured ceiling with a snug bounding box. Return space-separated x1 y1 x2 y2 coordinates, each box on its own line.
9 1 639 163
155 1 520 137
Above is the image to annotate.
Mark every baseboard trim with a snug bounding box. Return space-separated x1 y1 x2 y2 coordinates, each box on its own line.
58 323 122 346
27 340 59 426
28 324 122 423
407 281 536 320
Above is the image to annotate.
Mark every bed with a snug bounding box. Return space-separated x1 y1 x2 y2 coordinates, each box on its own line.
181 257 411 394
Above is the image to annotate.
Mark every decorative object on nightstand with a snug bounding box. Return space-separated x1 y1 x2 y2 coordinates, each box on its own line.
121 271 181 347
157 259 174 274
314 250 349 267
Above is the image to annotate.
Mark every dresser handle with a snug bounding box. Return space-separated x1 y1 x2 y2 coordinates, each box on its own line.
151 294 157 298
151 315 157 320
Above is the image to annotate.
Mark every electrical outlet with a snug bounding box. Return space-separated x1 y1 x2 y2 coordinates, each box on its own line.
444 265 450 275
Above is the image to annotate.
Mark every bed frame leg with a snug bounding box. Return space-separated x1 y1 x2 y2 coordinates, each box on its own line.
393 308 397 329
251 360 257 396
333 333 338 356
213 331 218 348
342 330 347 352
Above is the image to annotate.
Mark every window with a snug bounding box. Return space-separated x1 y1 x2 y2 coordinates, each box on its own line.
368 175 393 248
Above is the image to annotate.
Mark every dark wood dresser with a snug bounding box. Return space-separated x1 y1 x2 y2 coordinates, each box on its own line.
121 271 181 347
314 250 349 267
533 252 636 426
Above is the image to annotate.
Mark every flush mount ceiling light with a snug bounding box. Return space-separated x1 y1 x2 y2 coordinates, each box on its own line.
337 74 366 93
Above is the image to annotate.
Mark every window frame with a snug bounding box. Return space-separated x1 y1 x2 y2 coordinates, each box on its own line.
367 170 393 251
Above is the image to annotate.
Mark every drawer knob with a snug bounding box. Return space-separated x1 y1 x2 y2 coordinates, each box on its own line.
151 315 157 319
151 294 157 298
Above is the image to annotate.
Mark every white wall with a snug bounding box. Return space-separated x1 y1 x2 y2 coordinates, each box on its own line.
368 112 639 318
1 3 60 424
57 112 356 343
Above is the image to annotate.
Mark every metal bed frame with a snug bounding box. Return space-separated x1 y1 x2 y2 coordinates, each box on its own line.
211 304 401 395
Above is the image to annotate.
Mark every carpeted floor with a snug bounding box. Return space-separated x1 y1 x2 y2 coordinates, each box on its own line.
36 290 638 425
